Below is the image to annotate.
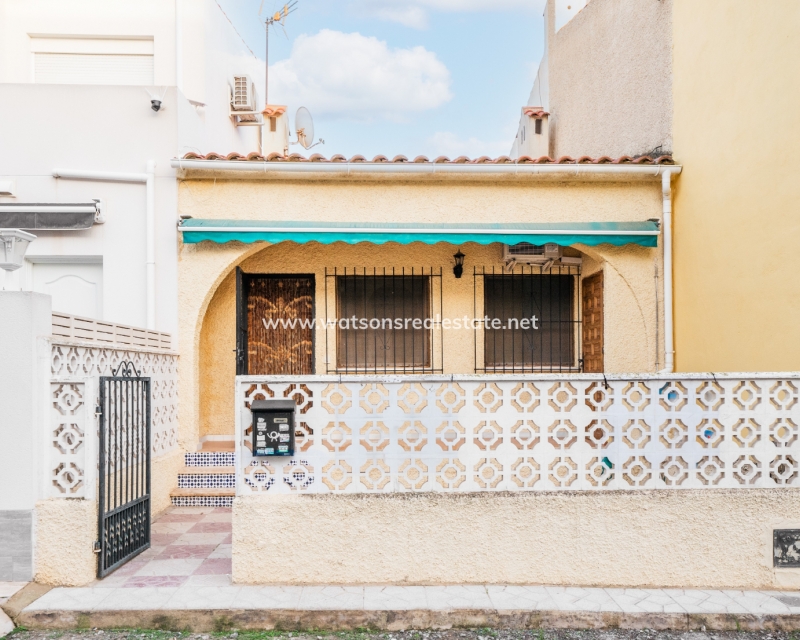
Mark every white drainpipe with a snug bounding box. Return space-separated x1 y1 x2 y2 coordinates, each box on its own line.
660 168 677 373
53 163 157 330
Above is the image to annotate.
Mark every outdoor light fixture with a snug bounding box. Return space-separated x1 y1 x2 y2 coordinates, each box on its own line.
453 249 465 279
0 229 36 272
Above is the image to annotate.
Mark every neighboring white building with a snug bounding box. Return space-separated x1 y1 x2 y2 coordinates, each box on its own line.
0 0 271 335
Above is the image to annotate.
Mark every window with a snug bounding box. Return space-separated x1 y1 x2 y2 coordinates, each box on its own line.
535 118 543 135
31 37 154 85
327 268 442 373
477 266 581 372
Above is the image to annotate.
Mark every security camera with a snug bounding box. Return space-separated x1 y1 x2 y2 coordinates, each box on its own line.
151 99 162 112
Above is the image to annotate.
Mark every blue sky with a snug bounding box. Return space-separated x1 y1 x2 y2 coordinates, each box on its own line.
219 0 546 158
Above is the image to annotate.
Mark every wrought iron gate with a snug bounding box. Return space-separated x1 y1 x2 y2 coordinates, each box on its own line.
97 361 151 578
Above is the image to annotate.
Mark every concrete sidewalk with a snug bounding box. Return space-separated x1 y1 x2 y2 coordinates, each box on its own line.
16 583 800 631
12 507 800 632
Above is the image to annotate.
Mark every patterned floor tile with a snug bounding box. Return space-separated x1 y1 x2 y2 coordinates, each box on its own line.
194 558 232 575
133 558 205 576
425 585 493 610
363 586 428 610
158 513 206 523
187 521 233 534
209 544 232 559
93 586 180 610
174 532 230 546
151 521 198 535
157 545 218 559
151 533 182 546
298 586 365 610
185 574 234 587
163 585 242 610
123 576 189 588
233 586 303 609
24 587 112 611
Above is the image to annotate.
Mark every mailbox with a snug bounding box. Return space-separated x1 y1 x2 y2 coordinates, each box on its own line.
251 399 296 456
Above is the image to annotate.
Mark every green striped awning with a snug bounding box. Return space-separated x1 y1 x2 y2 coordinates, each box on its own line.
178 219 659 247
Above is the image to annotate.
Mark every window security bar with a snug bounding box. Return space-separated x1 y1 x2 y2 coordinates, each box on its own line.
325 267 443 374
473 264 583 373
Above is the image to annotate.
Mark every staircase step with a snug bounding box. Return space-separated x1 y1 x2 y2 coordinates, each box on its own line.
199 440 235 452
169 487 235 508
184 451 235 467
179 466 235 475
177 466 235 489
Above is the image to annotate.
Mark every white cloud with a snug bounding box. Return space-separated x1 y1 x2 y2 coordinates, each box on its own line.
270 29 452 119
427 131 512 159
351 0 538 29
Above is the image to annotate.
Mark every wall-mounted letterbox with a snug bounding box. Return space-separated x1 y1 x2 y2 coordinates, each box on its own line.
251 399 296 456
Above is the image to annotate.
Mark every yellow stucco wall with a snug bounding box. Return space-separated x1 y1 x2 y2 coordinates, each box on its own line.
233 489 800 589
672 0 800 372
35 499 96 586
178 177 665 443
33 450 182 587
152 450 184 516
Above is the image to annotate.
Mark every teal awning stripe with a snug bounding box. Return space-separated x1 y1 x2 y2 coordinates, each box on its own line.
179 220 659 247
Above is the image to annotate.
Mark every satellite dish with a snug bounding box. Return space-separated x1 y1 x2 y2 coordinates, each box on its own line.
294 106 315 150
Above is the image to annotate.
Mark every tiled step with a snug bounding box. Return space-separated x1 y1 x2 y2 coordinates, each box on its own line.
177 466 235 489
184 451 235 467
199 440 235 452
169 487 234 508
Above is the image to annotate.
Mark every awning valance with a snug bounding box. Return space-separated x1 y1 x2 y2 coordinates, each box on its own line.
0 203 99 230
178 219 659 247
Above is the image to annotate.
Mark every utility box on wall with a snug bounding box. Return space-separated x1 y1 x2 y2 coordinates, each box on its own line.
251 399 296 456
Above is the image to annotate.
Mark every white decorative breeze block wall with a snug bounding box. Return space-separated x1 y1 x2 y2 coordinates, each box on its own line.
49 341 179 498
235 374 800 494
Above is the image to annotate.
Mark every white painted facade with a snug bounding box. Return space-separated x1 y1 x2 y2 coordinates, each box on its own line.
0 0 266 336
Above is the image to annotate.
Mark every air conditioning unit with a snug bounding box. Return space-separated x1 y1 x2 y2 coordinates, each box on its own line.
503 243 583 269
229 75 260 125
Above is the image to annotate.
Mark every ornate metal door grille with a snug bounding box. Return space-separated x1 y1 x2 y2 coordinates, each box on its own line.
97 361 151 578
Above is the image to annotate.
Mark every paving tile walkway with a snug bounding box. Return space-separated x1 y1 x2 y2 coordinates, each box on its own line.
16 507 800 626
97 506 232 588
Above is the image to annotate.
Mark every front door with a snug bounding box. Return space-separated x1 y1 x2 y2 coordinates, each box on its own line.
236 270 315 375
582 271 604 373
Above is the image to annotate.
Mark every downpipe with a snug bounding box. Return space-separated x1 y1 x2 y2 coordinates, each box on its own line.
659 168 677 374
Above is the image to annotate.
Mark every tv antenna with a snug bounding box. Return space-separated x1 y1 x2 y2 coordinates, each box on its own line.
258 1 298 107
292 106 324 150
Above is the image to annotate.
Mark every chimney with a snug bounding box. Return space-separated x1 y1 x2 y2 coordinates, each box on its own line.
260 105 290 156
518 107 550 159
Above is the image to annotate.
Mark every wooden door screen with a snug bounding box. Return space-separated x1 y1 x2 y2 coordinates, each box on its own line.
581 271 604 373
237 273 314 375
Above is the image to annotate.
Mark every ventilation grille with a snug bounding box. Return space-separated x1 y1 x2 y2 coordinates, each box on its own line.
507 243 551 256
232 76 254 111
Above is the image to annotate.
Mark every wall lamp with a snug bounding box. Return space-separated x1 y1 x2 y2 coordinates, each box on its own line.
453 249 465 279
0 229 36 272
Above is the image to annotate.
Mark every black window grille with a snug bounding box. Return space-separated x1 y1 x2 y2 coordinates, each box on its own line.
474 265 582 373
325 267 443 374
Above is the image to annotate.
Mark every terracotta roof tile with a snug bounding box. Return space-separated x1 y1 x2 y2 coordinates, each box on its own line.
523 108 550 118
261 105 287 117
179 152 676 166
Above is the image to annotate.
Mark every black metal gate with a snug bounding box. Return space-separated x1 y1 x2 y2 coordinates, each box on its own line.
97 361 151 578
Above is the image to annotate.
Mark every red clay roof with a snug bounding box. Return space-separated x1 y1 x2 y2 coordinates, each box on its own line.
261 105 287 116
523 108 550 118
180 152 676 165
